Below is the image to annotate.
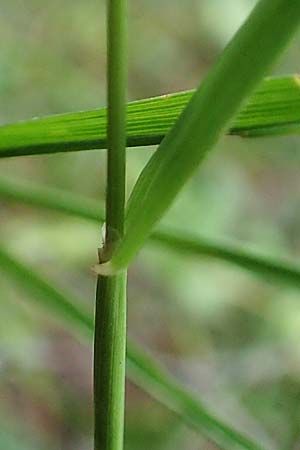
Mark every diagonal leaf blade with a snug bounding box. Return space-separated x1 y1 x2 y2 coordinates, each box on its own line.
104 0 300 274
0 75 300 158
0 245 94 338
0 244 267 450
150 228 300 289
127 342 267 450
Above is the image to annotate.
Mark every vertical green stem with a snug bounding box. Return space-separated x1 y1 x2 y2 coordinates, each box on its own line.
94 0 127 449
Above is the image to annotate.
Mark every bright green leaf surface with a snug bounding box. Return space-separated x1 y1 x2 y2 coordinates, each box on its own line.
0 76 300 158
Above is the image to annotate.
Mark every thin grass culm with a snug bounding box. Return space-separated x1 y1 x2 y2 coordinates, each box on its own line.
93 0 128 449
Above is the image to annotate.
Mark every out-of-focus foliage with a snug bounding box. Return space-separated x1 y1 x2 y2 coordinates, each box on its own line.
1 0 300 449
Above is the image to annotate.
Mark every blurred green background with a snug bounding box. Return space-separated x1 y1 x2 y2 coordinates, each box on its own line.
1 0 300 448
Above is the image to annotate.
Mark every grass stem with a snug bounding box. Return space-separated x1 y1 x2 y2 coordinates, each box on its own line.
93 0 127 449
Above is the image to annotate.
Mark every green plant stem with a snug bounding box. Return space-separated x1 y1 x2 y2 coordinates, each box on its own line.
93 0 127 449
94 274 127 450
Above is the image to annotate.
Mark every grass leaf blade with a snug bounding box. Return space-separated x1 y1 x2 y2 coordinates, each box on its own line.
106 0 300 273
151 228 300 289
0 246 93 338
0 76 300 157
128 342 267 450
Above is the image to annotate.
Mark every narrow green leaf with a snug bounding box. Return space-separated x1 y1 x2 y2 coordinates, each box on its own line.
104 0 300 274
0 176 104 221
0 75 300 158
0 246 93 338
127 342 266 450
0 245 266 450
150 228 300 289
1 176 300 291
